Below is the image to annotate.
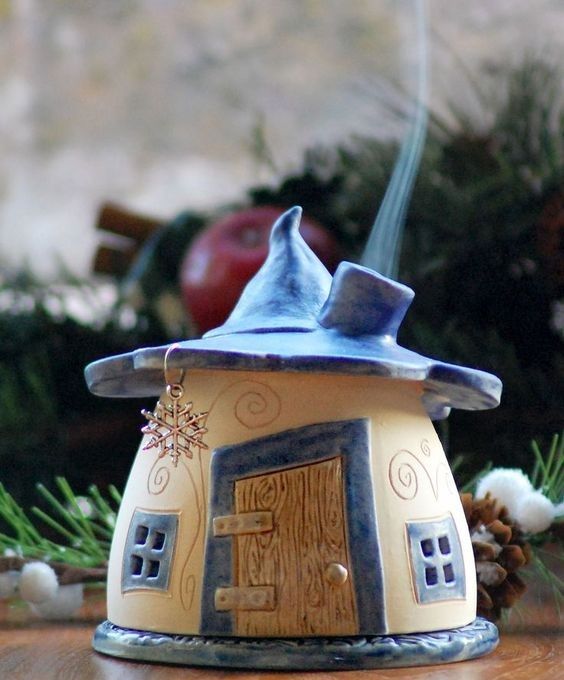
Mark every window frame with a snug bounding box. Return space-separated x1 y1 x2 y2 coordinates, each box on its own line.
122 509 179 593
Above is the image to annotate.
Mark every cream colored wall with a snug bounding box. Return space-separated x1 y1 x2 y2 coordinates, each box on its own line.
107 368 475 636
371 393 477 633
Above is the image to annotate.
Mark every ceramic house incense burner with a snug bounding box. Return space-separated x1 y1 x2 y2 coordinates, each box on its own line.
86 207 502 669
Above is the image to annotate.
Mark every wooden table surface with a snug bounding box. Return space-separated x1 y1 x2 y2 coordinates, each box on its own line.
0 585 561 680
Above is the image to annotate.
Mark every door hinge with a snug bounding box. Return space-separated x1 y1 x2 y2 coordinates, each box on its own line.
215 585 276 611
213 511 273 537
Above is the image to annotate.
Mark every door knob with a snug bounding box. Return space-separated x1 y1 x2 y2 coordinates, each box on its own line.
325 562 348 586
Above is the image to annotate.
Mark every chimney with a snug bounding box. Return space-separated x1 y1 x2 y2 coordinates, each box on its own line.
318 262 414 339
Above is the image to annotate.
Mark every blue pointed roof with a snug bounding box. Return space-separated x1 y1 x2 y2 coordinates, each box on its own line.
85 207 502 420
206 207 332 336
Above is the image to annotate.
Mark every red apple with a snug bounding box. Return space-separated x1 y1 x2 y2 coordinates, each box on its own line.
180 206 342 335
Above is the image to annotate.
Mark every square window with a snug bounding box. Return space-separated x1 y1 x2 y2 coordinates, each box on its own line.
130 554 143 576
147 560 160 578
135 525 149 545
152 531 165 551
420 538 434 557
438 535 451 555
407 515 466 604
425 566 438 586
443 563 455 583
122 510 178 592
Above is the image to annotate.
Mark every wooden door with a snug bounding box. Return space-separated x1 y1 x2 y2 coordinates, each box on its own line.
233 457 358 637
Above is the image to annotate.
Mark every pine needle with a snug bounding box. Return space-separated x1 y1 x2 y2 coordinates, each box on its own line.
530 432 563 502
0 479 119 568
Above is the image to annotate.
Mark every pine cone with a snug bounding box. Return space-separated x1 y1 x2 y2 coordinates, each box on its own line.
461 492 532 621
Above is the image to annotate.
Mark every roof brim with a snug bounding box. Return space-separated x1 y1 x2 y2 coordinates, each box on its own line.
84 331 501 421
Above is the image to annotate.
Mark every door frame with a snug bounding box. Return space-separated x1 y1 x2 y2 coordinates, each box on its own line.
200 418 386 635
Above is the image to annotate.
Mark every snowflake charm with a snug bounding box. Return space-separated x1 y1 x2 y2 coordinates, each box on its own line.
141 384 208 467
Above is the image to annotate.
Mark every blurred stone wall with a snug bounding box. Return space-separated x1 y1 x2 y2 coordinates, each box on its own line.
0 0 562 278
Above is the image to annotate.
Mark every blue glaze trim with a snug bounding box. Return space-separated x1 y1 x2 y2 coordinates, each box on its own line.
200 419 385 636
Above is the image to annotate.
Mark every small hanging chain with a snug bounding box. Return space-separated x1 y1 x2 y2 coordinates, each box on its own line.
141 344 208 467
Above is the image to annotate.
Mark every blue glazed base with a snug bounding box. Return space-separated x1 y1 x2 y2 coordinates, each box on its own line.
93 618 499 670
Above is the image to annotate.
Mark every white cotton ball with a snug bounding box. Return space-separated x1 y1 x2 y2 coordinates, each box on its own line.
513 491 556 534
30 583 84 620
0 571 20 598
475 468 533 517
19 562 59 604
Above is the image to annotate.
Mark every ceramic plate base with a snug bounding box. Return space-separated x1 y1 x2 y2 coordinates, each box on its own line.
93 618 499 670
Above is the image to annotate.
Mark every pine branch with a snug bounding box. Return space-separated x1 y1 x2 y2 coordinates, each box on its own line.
0 479 119 569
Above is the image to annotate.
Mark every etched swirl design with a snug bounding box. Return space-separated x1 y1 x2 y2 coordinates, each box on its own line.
182 574 196 612
388 439 451 501
147 461 171 495
436 462 457 497
179 458 202 612
388 450 420 500
233 382 282 429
